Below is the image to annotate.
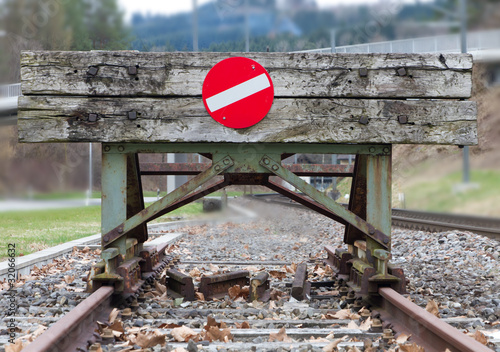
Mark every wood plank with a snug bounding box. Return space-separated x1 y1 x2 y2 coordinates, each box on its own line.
18 96 477 145
20 51 472 98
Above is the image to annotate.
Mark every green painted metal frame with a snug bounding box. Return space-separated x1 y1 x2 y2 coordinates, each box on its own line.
98 142 393 286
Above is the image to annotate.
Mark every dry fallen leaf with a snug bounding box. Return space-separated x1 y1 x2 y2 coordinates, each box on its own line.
195 292 205 301
358 317 372 331
399 343 425 352
269 270 287 280
396 332 410 344
158 323 181 329
473 330 488 345
171 326 198 342
136 330 166 348
269 327 293 342
425 300 440 318
5 340 25 352
189 267 201 278
323 336 347 352
109 308 120 325
347 321 359 329
155 281 167 294
64 275 75 284
235 321 250 329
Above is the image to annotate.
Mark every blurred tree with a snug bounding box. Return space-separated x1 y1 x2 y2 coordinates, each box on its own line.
85 0 131 50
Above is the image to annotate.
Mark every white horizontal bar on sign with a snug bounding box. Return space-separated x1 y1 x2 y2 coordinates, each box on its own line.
205 73 271 112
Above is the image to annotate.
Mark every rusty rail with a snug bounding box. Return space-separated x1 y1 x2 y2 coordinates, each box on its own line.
23 286 114 352
199 270 249 300
370 287 492 352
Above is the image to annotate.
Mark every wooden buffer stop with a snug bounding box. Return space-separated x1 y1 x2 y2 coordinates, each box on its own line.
18 51 477 298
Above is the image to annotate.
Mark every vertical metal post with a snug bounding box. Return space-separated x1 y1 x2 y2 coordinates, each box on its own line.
460 0 470 184
101 150 127 253
365 148 392 254
330 29 336 53
192 0 199 51
244 0 250 52
87 142 92 206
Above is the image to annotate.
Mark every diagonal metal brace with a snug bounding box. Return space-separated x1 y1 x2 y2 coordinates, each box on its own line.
102 155 234 247
259 155 389 249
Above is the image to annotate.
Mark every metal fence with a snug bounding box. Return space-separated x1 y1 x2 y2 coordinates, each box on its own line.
297 29 500 54
0 83 22 98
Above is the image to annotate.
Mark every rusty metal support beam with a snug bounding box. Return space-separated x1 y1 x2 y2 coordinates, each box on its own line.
102 156 234 248
140 162 353 177
260 155 390 249
127 154 148 244
265 179 348 225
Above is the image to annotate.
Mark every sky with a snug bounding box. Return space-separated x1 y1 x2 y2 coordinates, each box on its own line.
118 0 397 20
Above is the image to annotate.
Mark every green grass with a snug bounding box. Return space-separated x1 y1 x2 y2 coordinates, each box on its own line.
402 169 500 214
0 202 203 261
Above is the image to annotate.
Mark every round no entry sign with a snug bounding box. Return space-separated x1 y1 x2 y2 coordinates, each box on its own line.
202 57 274 129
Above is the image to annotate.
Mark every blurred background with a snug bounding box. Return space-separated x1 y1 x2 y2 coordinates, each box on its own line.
0 0 499 220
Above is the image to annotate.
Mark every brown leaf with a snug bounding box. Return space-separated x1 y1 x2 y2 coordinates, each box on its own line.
158 323 181 329
396 333 410 344
359 317 372 331
205 326 234 342
347 321 358 329
425 300 440 318
473 330 488 345
5 340 25 352
270 288 284 300
155 281 166 294
228 285 242 300
189 267 201 278
269 327 293 342
136 331 166 348
322 336 347 352
109 308 120 324
269 270 287 280
399 343 425 352
235 321 250 329
109 320 124 333
195 292 205 301
331 309 352 320
171 326 198 342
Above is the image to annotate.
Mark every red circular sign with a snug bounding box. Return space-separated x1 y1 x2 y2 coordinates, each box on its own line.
202 57 274 129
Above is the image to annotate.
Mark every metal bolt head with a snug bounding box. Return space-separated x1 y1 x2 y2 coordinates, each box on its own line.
369 147 375 153
118 146 125 152
87 66 98 76
128 66 138 75
397 67 407 76
398 115 408 124
369 228 375 235
128 111 137 120
383 147 390 154
272 164 279 171
215 165 221 172
358 116 369 125
104 146 111 152
383 238 389 244
223 159 230 165
263 158 270 165
359 67 368 77
103 235 109 242
88 113 97 122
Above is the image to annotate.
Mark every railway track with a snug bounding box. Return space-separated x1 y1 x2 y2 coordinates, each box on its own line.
253 193 500 241
6 198 498 352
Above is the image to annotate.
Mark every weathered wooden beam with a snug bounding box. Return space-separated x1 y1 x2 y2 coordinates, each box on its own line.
18 96 477 145
20 51 473 98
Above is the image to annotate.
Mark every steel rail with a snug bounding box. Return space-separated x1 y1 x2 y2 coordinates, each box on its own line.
252 194 500 240
23 286 114 352
371 287 492 352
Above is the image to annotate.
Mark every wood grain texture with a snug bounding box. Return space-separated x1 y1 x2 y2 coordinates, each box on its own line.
18 96 477 145
20 51 473 98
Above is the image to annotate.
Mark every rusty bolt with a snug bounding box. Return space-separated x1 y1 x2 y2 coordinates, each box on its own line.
103 235 109 242
359 67 368 77
215 165 221 172
87 66 99 76
263 158 270 165
369 228 375 235
384 238 389 244
128 66 138 75
397 67 407 76
118 228 123 234
88 113 97 122
398 115 408 124
272 164 279 171
128 111 137 120
358 116 369 125
118 146 125 152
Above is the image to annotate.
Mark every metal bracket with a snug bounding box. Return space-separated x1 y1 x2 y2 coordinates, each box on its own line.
259 155 390 249
102 155 234 247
